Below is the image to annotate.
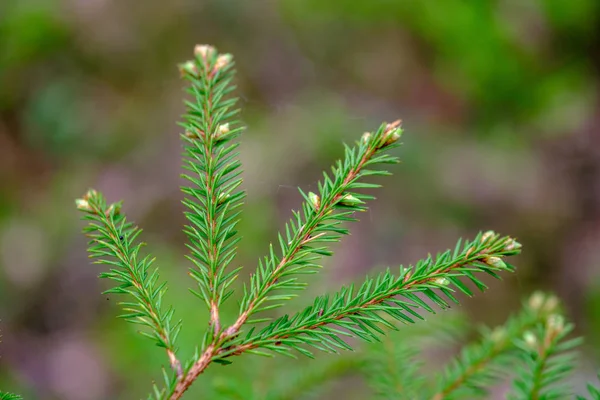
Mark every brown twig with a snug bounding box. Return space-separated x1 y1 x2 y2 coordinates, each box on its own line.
170 344 216 399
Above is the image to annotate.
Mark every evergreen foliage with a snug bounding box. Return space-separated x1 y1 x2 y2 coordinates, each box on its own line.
508 312 581 399
73 45 598 399
432 292 562 399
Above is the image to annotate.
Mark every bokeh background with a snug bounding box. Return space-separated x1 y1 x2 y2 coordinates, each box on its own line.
1 0 600 398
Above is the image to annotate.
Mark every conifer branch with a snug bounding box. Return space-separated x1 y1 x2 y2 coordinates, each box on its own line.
178 45 245 337
73 44 547 400
76 190 183 377
218 231 521 360
227 121 403 335
431 292 562 399
509 313 582 399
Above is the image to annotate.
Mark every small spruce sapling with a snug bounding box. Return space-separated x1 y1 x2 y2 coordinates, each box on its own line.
76 44 537 399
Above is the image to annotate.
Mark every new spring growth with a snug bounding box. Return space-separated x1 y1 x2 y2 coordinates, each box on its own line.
527 292 560 314
217 192 230 205
308 192 320 210
215 54 233 71
528 292 545 311
339 194 364 207
480 231 521 253
361 132 371 145
485 256 506 269
524 331 538 349
178 60 198 77
504 237 522 252
194 44 216 61
75 198 91 212
546 314 565 334
214 123 231 141
481 230 497 243
180 44 220 77
75 188 98 212
382 119 402 146
434 277 450 286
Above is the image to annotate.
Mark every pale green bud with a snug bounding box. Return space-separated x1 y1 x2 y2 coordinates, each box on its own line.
434 277 449 286
84 188 98 200
524 331 537 348
215 123 231 140
178 60 198 76
75 198 91 212
339 194 364 206
217 192 230 205
386 129 401 144
76 188 98 211
361 132 371 145
485 256 506 269
194 44 216 60
504 238 522 252
215 54 233 70
382 119 403 146
308 192 320 210
547 314 564 334
481 230 496 243
528 291 545 311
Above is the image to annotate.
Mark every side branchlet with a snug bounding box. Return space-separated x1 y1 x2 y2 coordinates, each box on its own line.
76 189 183 379
431 291 563 400
178 44 244 340
509 311 582 399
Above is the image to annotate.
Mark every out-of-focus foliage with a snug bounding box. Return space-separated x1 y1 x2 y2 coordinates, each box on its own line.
1 0 599 398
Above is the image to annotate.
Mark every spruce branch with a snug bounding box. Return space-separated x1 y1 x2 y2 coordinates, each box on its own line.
509 313 582 399
431 292 561 400
219 231 521 360
227 121 403 335
75 190 183 378
178 45 245 337
73 44 540 400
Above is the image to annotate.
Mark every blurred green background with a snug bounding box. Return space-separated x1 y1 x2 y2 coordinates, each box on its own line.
1 0 600 398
